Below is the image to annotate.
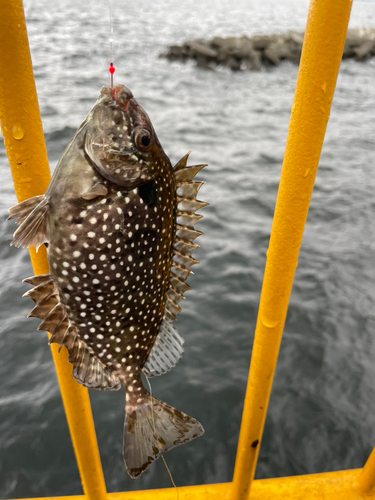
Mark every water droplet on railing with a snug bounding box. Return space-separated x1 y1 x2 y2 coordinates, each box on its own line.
261 315 279 329
12 125 24 140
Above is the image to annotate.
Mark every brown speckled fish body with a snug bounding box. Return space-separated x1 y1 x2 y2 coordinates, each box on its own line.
8 84 206 478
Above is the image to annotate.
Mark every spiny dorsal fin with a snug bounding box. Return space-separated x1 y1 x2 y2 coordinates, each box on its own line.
177 199 208 213
176 181 204 199
174 164 207 182
176 213 203 229
23 273 120 391
176 226 203 241
170 264 190 282
173 240 199 256
173 151 192 171
10 196 50 251
142 154 207 378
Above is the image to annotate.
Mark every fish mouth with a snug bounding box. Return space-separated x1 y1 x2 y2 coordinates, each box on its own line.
101 84 134 111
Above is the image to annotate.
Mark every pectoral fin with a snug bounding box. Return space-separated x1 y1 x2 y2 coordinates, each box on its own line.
9 195 50 251
81 183 108 200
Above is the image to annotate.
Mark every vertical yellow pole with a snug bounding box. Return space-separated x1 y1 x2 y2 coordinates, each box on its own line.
230 1 353 499
357 447 375 496
0 2 107 499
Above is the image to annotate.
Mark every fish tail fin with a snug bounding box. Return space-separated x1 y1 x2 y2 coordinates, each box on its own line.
123 389 204 478
8 195 49 251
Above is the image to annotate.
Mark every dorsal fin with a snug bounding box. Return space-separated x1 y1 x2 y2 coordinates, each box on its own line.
24 273 121 391
9 195 50 251
142 319 184 377
142 153 207 378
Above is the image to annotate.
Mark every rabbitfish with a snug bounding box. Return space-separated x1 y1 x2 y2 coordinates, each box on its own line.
8 84 207 478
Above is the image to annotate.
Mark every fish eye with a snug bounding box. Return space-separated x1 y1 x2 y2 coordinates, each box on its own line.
135 128 153 151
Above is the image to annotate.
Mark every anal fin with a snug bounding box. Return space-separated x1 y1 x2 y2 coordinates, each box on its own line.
23 273 120 391
69 335 121 391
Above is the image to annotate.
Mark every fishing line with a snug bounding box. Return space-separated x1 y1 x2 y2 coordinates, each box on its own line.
108 0 115 89
145 375 179 497
161 454 178 491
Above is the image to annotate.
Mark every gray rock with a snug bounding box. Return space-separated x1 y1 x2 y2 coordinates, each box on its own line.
252 35 272 51
235 36 255 60
160 28 375 72
225 57 241 71
184 40 218 59
210 36 226 49
287 31 304 46
247 49 262 71
264 40 291 65
241 49 262 71
343 32 363 58
196 56 215 71
216 47 231 63
164 45 184 61
354 39 375 61
283 40 302 64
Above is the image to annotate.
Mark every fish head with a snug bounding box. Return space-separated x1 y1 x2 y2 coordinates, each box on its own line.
84 84 170 189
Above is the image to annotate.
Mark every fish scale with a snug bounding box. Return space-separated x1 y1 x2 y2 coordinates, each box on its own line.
8 83 207 478
50 182 173 374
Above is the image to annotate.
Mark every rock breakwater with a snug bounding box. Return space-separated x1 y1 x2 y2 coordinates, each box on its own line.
161 29 375 71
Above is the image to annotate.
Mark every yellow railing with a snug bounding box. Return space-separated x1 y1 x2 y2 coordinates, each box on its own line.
1 0 375 499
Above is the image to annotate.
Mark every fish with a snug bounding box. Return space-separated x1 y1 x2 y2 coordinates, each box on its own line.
8 83 207 478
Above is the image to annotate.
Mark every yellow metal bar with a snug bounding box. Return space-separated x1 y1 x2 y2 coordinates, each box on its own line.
0 2 107 499
357 447 375 496
230 1 353 499
8 469 368 500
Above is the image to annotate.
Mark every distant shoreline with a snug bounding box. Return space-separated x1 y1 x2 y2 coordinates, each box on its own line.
160 28 375 71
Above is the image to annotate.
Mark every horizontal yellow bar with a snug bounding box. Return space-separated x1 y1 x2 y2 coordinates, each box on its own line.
10 469 366 500
0 1 107 499
357 446 375 496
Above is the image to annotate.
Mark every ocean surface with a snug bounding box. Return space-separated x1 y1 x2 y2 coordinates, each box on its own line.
1 0 375 496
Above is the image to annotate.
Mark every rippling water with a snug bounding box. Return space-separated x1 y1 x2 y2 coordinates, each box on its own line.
1 0 375 496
